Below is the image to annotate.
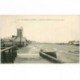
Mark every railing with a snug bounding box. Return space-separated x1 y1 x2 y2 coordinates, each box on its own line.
0 46 17 63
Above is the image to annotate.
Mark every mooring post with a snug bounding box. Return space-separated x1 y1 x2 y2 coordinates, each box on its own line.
1 51 6 63
9 48 13 63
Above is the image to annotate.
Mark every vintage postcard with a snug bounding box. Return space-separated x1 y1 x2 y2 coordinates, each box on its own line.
0 15 80 63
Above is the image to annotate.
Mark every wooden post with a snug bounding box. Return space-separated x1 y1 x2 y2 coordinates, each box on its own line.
1 51 6 63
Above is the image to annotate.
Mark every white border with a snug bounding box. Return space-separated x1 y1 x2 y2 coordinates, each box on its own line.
0 0 80 15
0 0 80 80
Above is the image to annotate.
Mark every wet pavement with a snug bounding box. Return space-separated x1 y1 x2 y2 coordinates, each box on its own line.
14 43 79 63
15 44 50 63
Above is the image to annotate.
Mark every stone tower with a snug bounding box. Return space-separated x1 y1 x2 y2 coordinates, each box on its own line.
17 27 23 37
14 27 27 47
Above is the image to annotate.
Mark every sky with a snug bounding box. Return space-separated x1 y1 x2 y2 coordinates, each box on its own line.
0 15 80 43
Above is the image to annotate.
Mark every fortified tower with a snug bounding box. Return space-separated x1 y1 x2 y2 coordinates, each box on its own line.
17 27 23 37
13 27 27 47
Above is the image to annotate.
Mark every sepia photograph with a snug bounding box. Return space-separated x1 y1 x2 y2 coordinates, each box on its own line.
0 15 80 63
0 1 80 80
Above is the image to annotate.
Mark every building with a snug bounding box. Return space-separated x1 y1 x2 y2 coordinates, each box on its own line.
68 40 79 46
1 27 28 48
1 38 13 48
13 27 28 47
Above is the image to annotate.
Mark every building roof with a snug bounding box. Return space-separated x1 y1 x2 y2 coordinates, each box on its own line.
14 36 27 42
